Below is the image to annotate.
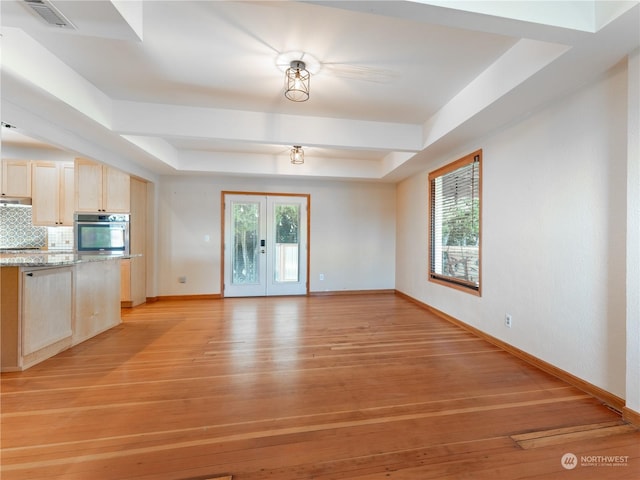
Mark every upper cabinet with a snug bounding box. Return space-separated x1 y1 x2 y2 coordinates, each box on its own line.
75 158 130 213
31 162 74 226
1 160 31 197
103 166 131 213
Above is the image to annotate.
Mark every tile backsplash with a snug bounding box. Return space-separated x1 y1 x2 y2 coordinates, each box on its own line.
0 205 75 250
0 205 47 249
47 226 74 250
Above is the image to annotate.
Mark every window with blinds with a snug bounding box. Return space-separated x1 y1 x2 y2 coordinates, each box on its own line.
429 150 481 294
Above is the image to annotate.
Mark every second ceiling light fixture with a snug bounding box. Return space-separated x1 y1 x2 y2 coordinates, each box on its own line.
290 146 304 164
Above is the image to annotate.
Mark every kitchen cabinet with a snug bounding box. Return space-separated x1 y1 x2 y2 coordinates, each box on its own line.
31 161 74 226
121 177 147 307
75 158 130 213
1 266 73 371
1 257 122 372
120 257 131 306
1 159 31 197
121 255 147 307
22 267 73 357
74 259 121 345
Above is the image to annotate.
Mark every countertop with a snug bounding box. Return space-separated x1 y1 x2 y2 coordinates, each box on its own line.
0 251 135 267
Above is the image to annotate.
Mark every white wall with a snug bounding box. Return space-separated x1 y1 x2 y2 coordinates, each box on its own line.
157 175 396 296
626 48 640 413
397 63 628 398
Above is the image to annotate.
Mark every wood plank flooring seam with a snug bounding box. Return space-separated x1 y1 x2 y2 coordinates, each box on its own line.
1 385 575 419
2 394 591 471
510 420 625 441
3 393 577 455
0 349 500 397
512 423 639 449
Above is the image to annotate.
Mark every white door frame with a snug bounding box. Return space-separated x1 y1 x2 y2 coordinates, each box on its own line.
222 192 310 297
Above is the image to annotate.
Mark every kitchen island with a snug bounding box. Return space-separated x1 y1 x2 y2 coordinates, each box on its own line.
1 253 124 371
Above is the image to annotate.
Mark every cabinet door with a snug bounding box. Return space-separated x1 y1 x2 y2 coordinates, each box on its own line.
103 167 130 213
75 159 130 213
74 260 121 345
59 163 75 225
31 162 60 226
129 177 147 306
120 258 131 303
75 158 103 212
22 268 73 356
1 160 31 197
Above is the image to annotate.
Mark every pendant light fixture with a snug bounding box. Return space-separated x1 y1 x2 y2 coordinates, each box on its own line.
284 60 310 102
290 146 304 164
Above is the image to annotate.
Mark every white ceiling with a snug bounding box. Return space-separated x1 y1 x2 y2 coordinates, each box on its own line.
1 0 639 182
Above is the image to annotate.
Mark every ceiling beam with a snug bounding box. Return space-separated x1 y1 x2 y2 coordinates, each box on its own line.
112 101 424 153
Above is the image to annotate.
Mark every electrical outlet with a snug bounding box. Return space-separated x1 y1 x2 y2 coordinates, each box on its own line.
319 273 325 281
178 276 187 284
505 313 513 328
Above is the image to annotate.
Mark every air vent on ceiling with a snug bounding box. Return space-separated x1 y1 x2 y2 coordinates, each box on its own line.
22 0 75 29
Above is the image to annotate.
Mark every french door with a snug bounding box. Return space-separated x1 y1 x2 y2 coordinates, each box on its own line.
223 194 308 297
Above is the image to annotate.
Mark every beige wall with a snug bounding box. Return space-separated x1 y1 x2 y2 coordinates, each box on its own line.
156 175 396 296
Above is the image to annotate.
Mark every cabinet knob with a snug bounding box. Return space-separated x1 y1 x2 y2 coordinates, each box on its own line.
26 272 34 277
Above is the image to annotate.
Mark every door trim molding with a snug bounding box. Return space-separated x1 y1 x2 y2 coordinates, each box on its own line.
221 191 311 298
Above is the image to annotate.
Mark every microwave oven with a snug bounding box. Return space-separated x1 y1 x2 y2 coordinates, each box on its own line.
74 213 130 255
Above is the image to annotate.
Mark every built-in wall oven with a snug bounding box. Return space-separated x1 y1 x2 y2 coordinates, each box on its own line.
74 213 130 255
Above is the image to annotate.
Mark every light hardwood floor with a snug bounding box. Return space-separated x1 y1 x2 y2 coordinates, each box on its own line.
1 294 638 479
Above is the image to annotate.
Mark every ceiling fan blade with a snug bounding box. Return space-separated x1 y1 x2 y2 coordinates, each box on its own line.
322 63 398 83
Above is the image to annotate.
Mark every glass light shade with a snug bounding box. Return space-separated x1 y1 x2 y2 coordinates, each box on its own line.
290 146 304 164
284 61 310 102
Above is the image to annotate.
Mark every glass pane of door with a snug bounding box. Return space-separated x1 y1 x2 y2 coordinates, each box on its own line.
274 203 300 283
231 201 260 285
266 195 307 296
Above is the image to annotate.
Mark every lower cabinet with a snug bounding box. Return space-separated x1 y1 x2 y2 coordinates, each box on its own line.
120 256 146 308
22 267 73 358
73 260 121 345
121 258 131 306
0 259 122 372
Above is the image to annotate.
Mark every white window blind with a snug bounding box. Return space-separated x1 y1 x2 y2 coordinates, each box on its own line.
429 151 481 293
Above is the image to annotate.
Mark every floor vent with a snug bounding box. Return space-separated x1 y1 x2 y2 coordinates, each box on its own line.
511 420 637 450
22 0 76 29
